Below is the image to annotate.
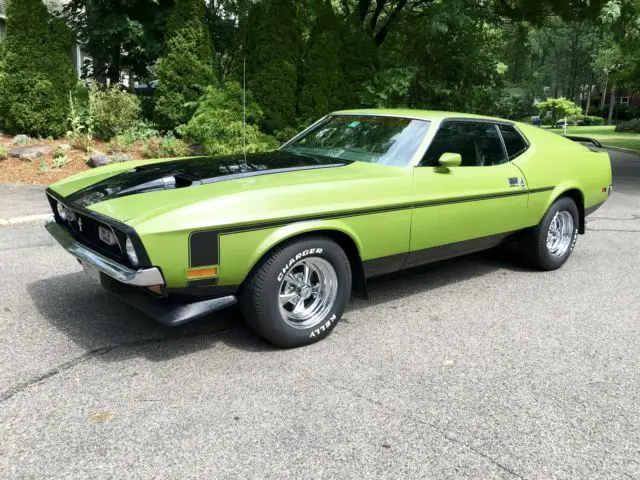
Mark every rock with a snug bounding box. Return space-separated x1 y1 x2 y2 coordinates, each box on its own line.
88 153 131 168
58 143 72 151
9 144 52 161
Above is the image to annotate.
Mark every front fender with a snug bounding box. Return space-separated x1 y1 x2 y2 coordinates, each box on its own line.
219 219 364 287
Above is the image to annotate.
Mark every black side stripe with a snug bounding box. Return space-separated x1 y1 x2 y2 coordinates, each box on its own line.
189 186 555 267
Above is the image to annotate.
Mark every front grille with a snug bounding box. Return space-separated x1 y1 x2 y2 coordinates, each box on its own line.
48 195 131 266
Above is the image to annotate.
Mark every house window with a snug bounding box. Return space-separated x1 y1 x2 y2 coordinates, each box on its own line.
620 97 630 105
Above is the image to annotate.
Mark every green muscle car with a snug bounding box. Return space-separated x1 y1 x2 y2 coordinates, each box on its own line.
46 110 612 347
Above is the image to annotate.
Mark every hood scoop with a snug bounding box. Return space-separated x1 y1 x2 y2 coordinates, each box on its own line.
66 151 349 207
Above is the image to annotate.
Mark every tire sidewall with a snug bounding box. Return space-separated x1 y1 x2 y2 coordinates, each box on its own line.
538 197 579 269
254 238 351 347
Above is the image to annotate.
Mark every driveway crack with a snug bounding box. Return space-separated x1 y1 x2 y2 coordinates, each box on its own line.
318 377 525 479
0 331 227 403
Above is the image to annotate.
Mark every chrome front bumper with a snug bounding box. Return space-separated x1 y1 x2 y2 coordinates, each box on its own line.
46 220 165 287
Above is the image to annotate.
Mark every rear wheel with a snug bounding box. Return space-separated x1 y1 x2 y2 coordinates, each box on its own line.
239 236 352 348
520 196 579 270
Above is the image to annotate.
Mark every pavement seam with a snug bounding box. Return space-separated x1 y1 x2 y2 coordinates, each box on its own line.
318 377 525 479
587 228 640 233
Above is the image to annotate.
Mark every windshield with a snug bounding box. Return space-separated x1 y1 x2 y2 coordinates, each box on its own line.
282 115 431 166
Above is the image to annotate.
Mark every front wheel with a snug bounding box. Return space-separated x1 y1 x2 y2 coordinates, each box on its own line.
239 236 352 348
520 196 579 270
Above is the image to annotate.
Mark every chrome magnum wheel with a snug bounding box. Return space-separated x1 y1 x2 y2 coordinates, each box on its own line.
546 210 574 257
520 196 579 271
239 236 352 348
278 257 338 329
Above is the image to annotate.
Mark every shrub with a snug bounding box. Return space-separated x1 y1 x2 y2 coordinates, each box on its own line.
53 146 66 159
178 83 278 156
0 0 76 137
141 134 191 158
583 115 604 126
90 86 142 140
154 0 216 131
537 97 582 124
0 146 8 160
12 134 31 145
615 119 640 133
52 154 70 169
108 122 159 153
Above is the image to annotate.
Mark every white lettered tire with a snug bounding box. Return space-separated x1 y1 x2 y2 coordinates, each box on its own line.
239 236 352 348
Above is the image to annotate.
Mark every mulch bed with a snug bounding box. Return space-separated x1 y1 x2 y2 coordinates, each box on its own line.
0 135 145 185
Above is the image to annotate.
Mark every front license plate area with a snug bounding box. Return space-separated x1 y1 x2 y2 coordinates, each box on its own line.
82 261 102 283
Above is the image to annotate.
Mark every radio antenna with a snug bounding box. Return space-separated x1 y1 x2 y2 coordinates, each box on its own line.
242 57 248 171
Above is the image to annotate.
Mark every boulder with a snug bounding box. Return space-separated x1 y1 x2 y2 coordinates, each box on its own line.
58 143 72 151
88 153 131 168
9 144 52 161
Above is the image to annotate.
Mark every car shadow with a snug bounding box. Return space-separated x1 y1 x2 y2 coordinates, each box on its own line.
27 246 533 362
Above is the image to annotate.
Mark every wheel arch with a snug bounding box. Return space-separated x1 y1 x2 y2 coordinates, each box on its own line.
245 223 369 300
553 188 586 234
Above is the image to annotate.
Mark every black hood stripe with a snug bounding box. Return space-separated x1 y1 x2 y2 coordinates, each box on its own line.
66 151 350 207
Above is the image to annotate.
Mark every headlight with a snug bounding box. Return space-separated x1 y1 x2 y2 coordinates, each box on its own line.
56 202 76 222
125 237 139 266
56 202 67 220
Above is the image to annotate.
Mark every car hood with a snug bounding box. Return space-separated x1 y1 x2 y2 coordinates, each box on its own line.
62 151 349 208
49 151 413 231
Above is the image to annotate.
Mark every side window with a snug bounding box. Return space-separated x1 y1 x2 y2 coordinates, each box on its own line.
422 122 507 167
499 125 528 160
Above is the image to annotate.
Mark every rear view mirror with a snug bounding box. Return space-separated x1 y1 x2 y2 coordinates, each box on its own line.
436 152 462 172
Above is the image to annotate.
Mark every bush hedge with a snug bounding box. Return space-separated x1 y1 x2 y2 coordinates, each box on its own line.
615 119 640 133
178 83 278 156
0 0 76 137
582 115 604 126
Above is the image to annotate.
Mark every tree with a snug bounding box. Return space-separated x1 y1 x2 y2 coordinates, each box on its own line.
154 0 216 131
64 0 174 85
537 97 582 123
299 0 343 121
0 0 76 137
244 0 303 134
339 11 378 109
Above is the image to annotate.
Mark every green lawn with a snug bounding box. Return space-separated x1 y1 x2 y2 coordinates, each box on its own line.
547 125 640 153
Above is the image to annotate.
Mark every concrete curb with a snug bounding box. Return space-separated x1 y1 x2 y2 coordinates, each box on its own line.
604 146 640 157
0 214 53 227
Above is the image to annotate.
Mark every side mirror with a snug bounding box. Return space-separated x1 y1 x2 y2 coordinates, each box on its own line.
436 152 462 172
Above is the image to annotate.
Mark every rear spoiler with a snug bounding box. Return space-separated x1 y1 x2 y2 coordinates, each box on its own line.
563 135 603 150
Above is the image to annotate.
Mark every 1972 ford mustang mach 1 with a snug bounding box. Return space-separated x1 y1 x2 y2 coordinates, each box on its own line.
46 110 612 347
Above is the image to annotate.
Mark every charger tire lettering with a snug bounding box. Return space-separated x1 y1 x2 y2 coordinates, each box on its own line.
309 314 337 338
277 248 324 281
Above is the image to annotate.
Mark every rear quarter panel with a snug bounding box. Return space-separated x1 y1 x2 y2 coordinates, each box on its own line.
514 124 611 225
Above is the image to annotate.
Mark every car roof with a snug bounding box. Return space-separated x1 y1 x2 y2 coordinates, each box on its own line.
331 108 513 123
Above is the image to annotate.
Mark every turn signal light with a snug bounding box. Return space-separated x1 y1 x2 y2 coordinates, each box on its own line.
186 266 218 279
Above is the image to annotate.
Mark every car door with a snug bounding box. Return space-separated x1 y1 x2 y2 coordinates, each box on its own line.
407 120 530 267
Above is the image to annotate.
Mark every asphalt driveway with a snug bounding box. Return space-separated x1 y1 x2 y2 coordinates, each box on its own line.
0 151 638 479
